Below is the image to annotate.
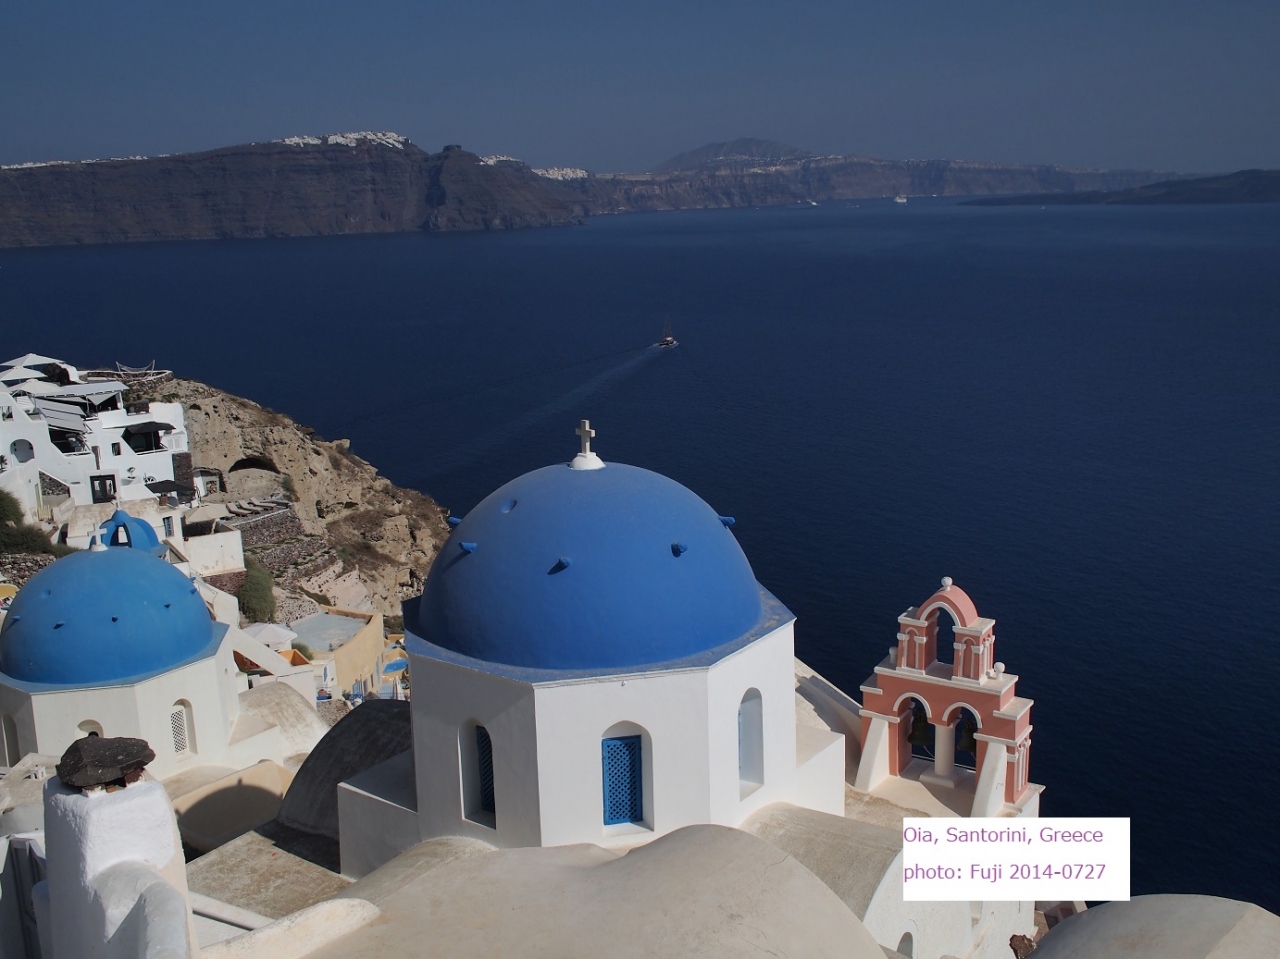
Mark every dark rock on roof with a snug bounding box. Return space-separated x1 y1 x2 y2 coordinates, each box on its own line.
57 736 155 789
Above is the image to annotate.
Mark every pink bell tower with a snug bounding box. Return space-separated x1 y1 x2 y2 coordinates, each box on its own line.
854 578 1040 817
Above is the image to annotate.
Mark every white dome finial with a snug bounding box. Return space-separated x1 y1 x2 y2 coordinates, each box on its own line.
940 576 953 590
570 419 604 471
89 533 107 553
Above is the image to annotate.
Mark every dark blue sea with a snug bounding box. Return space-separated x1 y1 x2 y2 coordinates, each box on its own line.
3 200 1278 911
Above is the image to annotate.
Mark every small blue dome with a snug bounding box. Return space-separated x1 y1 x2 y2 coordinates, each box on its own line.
99 509 167 558
416 462 763 670
0 547 214 685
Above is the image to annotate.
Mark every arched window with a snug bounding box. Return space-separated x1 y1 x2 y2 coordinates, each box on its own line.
601 721 651 830
1 715 19 767
602 735 643 825
476 726 495 815
169 700 194 756
952 707 980 770
930 606 958 666
904 697 934 760
77 720 104 738
738 688 764 794
460 722 496 828
896 932 914 957
9 439 34 464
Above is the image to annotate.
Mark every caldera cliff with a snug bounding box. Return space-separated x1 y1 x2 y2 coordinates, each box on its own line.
146 377 450 621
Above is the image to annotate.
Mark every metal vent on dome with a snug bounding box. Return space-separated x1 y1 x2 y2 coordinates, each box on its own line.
602 735 642 825
476 725 495 814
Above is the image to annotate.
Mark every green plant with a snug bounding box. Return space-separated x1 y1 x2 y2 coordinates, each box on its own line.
0 489 23 526
280 474 298 502
291 641 313 660
236 557 276 623
0 489 73 556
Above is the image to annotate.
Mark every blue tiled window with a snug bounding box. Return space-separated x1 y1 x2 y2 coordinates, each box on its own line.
602 735 643 825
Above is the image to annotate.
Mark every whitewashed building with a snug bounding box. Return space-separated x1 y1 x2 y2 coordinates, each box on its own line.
337 423 845 865
0 512 312 777
0 353 190 526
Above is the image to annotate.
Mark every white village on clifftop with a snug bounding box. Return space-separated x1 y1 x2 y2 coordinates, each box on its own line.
0 353 1276 958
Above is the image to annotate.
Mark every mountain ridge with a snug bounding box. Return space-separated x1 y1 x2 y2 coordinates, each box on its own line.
962 168 1280 205
1 132 1193 248
0 136 577 248
649 138 816 174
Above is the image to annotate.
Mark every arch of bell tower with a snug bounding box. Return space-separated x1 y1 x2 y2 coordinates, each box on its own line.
855 578 1040 819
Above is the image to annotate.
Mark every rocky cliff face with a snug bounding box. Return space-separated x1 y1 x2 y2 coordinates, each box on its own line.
547 154 1185 213
147 378 449 618
0 135 576 248
2 130 1190 249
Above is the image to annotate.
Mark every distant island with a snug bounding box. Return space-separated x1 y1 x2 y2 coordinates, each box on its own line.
1 133 1188 248
963 168 1280 206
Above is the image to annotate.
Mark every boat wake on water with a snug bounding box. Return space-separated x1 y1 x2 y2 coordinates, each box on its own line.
420 345 664 481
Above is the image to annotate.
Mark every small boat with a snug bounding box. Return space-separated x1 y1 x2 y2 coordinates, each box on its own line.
894 195 908 204
657 319 678 348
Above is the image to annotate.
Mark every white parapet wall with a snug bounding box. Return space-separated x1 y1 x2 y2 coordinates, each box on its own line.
36 775 197 959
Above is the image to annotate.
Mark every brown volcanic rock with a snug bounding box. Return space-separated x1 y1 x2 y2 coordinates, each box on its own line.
57 736 156 790
0 135 575 248
149 377 450 616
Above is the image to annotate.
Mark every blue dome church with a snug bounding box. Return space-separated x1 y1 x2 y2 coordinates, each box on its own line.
0 511 311 779
337 422 847 873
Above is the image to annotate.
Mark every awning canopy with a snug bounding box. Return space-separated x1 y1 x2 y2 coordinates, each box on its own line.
122 421 175 435
183 504 231 524
146 480 196 495
2 353 61 368
0 366 46 383
34 399 86 432
36 381 126 400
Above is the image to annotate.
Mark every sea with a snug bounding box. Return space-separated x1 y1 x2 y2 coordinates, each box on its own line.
2 199 1278 912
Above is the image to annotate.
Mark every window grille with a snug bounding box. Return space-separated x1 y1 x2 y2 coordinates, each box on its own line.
602 735 643 825
476 726 495 814
170 707 188 754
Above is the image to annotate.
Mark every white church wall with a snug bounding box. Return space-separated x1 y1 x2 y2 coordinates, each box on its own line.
135 659 240 779
970 901 1036 959
180 530 244 578
705 624 805 825
861 854 976 959
28 685 140 757
794 724 846 815
412 656 542 848
337 750 418 879
532 667 710 848
0 685 37 763
859 859 1035 959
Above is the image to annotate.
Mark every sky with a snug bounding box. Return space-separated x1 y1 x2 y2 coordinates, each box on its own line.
2 1 1277 174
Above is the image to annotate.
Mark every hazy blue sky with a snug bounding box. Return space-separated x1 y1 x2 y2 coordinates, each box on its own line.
3 1 1277 173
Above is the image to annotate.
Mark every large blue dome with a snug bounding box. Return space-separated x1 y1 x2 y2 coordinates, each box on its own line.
0 546 215 685
416 462 763 670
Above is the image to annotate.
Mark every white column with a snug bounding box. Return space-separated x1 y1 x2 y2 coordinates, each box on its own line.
972 740 1008 817
933 723 954 777
40 777 196 958
854 715 893 792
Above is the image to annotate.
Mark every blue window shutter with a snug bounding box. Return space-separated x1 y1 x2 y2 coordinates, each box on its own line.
602 735 643 825
476 726 495 814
